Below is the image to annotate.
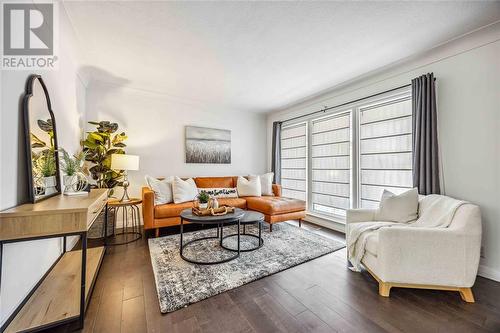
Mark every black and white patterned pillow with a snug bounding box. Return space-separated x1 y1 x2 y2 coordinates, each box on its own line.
197 188 238 198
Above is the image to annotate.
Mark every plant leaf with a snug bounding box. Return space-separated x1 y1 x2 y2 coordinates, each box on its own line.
89 132 104 142
37 119 53 132
31 133 47 148
83 140 98 149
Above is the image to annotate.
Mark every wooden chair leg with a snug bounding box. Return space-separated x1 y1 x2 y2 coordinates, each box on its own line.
269 224 273 232
155 228 160 238
379 282 391 297
459 288 475 303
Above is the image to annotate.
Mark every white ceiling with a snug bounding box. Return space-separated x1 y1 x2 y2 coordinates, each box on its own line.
63 1 500 113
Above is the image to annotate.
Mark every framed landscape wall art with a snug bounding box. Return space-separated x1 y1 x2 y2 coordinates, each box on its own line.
185 126 231 164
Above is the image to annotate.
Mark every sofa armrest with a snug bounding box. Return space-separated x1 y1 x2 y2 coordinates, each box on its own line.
142 187 155 230
377 227 481 287
346 209 377 224
272 184 282 197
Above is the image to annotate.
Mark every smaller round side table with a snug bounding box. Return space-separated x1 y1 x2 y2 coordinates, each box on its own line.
106 198 142 245
221 211 264 252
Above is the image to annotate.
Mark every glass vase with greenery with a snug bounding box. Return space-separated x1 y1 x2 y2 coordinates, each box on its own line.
60 149 88 193
60 149 86 176
82 121 127 196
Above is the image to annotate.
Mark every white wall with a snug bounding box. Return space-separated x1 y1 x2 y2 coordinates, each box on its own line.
85 80 268 200
0 8 87 325
267 23 500 281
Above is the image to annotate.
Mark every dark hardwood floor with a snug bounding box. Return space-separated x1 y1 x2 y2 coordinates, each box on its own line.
70 221 500 333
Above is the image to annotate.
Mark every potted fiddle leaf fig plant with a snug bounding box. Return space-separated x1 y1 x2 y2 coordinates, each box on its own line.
82 121 127 239
82 121 127 196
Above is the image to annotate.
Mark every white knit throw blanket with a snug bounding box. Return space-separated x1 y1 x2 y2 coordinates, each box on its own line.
347 222 397 272
348 195 467 272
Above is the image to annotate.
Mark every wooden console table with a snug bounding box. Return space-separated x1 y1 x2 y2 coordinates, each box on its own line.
0 189 109 332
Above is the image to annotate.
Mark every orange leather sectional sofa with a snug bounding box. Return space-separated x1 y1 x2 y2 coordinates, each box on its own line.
142 176 306 237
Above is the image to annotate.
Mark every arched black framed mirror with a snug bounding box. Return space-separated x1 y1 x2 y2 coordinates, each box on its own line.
23 74 61 202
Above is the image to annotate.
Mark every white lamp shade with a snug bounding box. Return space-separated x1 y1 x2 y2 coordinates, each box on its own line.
111 154 139 171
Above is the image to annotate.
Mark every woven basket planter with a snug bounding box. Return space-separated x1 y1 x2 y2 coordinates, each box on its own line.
88 209 116 239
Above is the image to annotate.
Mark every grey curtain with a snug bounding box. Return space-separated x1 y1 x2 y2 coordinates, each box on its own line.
412 73 441 195
271 121 282 184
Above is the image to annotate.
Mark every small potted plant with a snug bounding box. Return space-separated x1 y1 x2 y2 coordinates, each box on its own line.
197 191 210 209
60 149 88 193
33 149 57 195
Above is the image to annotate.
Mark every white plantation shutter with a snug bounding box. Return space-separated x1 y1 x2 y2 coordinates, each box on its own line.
280 123 307 201
311 112 351 217
359 97 413 208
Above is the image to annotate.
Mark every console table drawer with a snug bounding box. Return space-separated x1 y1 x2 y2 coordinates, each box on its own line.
87 191 108 228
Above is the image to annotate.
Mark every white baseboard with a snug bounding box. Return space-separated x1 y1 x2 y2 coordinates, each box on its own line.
111 205 144 229
113 216 143 229
478 264 500 282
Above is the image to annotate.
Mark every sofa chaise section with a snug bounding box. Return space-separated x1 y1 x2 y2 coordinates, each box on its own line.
245 196 306 231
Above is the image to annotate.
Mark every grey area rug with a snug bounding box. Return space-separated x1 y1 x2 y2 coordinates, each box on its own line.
148 222 345 313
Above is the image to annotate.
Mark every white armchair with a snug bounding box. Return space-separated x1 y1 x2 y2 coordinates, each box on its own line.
346 197 482 302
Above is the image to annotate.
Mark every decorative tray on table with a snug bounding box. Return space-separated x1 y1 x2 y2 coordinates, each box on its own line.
192 205 235 216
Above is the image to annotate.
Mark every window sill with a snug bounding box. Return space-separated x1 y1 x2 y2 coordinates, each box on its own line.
303 212 346 234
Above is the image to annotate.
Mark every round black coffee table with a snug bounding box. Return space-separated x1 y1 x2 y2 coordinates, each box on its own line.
179 208 245 265
221 211 265 252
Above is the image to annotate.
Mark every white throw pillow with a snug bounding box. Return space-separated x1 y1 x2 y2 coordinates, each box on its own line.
236 176 261 197
251 172 274 196
198 188 238 198
172 177 198 204
145 175 173 205
374 188 419 223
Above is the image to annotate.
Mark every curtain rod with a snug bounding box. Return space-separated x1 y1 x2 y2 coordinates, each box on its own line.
282 83 412 123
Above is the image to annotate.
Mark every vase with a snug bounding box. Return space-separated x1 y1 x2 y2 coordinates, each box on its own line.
199 203 208 209
63 175 77 193
44 176 57 195
63 173 88 193
211 197 219 209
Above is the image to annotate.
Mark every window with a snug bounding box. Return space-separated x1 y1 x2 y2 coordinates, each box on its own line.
280 89 412 222
280 122 307 201
310 112 351 217
359 97 413 208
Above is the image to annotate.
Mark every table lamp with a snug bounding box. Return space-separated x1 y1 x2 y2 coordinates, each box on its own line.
111 154 139 202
